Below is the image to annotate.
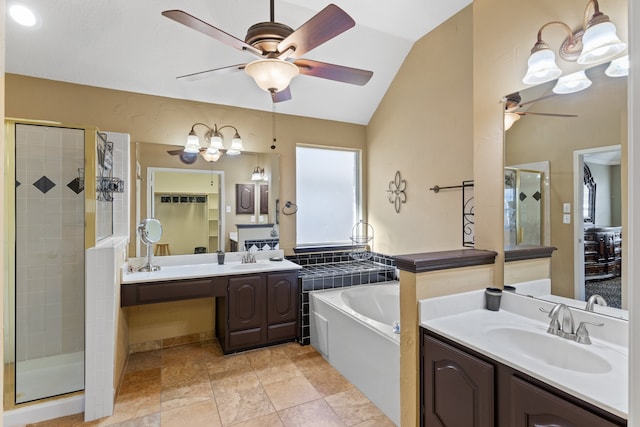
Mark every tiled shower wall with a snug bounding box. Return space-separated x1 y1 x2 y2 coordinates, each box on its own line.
15 124 85 361
286 251 397 345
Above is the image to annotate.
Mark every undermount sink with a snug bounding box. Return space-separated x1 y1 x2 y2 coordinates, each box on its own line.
485 327 612 374
230 262 270 269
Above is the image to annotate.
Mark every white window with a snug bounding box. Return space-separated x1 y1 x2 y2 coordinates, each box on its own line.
295 146 361 247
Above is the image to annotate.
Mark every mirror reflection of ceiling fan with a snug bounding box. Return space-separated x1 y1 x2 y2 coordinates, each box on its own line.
162 1 373 103
504 92 578 130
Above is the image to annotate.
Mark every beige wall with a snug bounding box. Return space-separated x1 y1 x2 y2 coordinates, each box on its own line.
5 74 368 256
5 74 368 353
367 6 473 256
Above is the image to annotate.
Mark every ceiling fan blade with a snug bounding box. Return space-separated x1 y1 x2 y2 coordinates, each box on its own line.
294 59 372 85
162 10 263 57
277 4 355 59
272 86 292 103
517 93 559 108
519 112 578 117
167 149 199 164
177 64 246 82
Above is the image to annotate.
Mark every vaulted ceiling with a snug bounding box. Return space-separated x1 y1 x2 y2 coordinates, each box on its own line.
6 0 471 125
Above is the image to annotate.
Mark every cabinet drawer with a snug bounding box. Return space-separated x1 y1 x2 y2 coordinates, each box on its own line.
229 328 262 349
136 279 214 304
267 321 297 342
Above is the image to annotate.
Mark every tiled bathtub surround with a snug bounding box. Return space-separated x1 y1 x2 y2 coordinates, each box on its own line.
287 251 397 345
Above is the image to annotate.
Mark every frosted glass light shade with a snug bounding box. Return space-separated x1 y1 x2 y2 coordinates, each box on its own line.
209 133 224 150
226 135 244 156
577 21 626 65
184 132 201 153
245 59 299 92
504 112 521 131
523 49 562 85
605 55 629 77
201 149 222 162
552 70 592 94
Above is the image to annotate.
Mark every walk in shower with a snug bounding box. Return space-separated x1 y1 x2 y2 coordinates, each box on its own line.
4 122 89 406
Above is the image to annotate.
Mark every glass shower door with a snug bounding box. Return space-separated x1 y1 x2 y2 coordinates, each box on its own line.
13 123 85 403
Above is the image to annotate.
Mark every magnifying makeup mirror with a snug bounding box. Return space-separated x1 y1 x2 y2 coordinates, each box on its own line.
137 218 163 272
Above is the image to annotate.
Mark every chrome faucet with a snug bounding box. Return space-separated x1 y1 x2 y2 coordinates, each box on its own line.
585 294 608 312
546 303 575 338
242 251 256 264
541 303 604 345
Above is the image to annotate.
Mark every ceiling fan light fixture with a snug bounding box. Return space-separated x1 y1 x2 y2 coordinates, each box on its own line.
523 48 562 85
245 59 299 93
605 55 629 77
201 149 223 162
504 112 521 131
184 130 201 153
552 70 592 94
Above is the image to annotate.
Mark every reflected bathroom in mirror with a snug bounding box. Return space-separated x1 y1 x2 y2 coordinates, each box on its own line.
504 60 627 313
135 142 280 255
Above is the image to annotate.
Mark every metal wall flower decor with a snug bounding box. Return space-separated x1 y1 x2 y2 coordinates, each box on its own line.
387 171 407 213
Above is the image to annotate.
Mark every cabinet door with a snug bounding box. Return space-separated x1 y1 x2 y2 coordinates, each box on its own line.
422 334 494 427
266 272 298 324
228 275 264 331
510 376 621 427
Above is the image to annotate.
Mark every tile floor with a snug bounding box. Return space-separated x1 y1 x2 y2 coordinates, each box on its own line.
29 340 395 427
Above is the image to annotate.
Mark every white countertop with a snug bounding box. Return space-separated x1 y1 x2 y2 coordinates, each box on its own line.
122 250 301 284
419 289 628 419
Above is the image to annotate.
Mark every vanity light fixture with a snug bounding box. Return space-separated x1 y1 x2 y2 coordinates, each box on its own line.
522 0 626 85
552 70 592 94
251 166 265 181
184 122 244 161
605 55 629 77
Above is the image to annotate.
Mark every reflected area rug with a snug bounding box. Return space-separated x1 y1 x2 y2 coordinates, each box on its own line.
585 277 622 308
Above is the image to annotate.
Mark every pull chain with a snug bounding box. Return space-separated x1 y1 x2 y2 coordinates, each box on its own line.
271 104 277 150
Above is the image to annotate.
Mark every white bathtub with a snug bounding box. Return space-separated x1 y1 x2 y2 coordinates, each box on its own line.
310 282 400 425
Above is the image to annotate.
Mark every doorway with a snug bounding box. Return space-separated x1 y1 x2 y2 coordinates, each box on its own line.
145 168 224 255
573 145 622 307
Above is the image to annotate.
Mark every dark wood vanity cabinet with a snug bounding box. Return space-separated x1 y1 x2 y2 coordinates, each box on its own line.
422 334 494 427
421 329 626 427
217 271 299 353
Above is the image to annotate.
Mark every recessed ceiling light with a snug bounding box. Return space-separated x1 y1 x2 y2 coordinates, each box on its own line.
9 4 37 27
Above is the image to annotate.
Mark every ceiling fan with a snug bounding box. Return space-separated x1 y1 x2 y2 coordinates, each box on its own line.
504 92 578 118
504 92 577 130
162 1 373 102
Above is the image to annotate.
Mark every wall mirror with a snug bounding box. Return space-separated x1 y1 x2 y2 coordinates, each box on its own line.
503 60 627 317
135 142 280 255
